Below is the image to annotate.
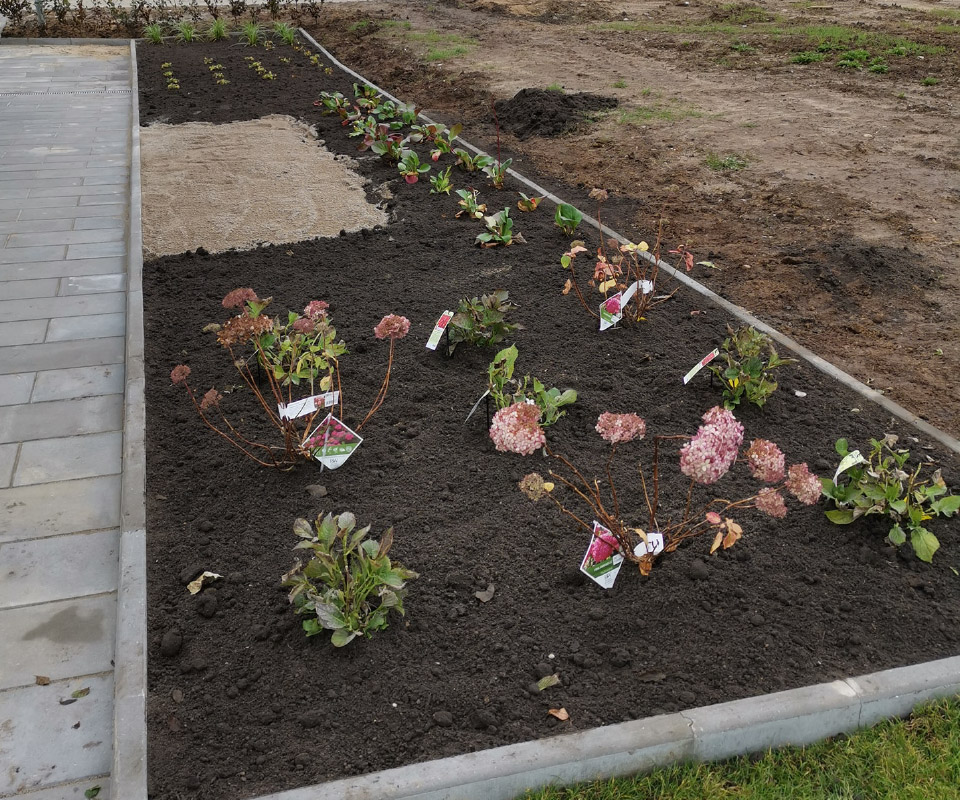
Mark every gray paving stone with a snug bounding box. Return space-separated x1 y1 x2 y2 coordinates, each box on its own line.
0 196 77 211
0 176 84 190
0 373 35 407
0 292 125 323
7 228 124 248
59 274 126 295
0 218 74 234
14 430 122 486
46 312 125 342
0 593 117 690
66 241 126 259
32 364 124 403
0 243 67 263
0 208 20 222
0 318 47 346
0 674 114 794
11 778 112 800
0 255 124 282
0 528 119 608
81 174 128 187
0 394 123 445
0 441 16 488
0 474 120 542
18 203 125 221
72 216 125 231
0 337 125 375
0 277 59 299
75 195 127 209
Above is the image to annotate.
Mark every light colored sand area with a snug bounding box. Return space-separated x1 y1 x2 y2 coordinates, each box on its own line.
140 114 386 258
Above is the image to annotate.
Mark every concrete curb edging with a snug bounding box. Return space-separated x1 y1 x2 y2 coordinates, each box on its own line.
112 38 149 800
297 29 960 457
0 36 130 45
248 655 960 800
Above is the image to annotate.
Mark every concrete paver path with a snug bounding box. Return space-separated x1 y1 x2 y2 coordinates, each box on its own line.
0 44 132 800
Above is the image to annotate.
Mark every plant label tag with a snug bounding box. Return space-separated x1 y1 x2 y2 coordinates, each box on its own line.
465 389 491 423
632 531 664 557
579 522 624 589
426 310 454 350
683 348 720 385
833 450 867 485
599 293 623 331
278 391 340 421
305 413 362 469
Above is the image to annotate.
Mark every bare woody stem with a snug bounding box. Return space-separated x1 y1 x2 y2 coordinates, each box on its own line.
565 257 600 320
606 443 620 522
357 339 394 431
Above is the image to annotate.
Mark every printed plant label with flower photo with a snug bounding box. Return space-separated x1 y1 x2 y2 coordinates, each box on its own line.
278 391 340 421
599 292 623 331
426 310 454 350
579 521 624 589
304 413 362 469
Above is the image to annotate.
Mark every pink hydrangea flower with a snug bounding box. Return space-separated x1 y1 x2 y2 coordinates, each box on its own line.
170 365 191 385
222 288 258 309
755 487 788 518
786 463 822 505
744 439 785 483
679 406 744 485
489 402 545 456
587 529 620 564
292 317 315 334
304 300 329 320
595 412 646 445
199 388 222 411
374 314 411 340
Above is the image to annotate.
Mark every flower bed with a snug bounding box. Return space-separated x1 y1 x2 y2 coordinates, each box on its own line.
138 37 960 800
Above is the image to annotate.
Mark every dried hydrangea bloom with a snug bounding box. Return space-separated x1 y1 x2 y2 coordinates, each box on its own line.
373 314 411 340
222 288 258 309
170 365 191 385
489 402 545 456
755 487 788 518
291 317 315 334
217 314 274 348
587 529 619 564
518 472 548 502
200 388 222 411
304 300 329 320
744 439 786 483
679 406 744 485
786 463 822 505
595 412 646 445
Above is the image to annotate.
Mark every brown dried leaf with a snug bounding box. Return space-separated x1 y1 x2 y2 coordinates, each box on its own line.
547 708 569 721
35 675 51 686
722 528 742 549
710 530 724 554
562 279 572 296
167 714 181 732
725 518 743 537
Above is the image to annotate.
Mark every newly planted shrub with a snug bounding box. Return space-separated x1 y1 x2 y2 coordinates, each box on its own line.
822 435 959 562
143 22 164 43
240 20 261 45
455 188 486 220
476 207 524 247
448 289 518 352
175 20 198 42
398 149 430 184
429 165 454 195
708 324 792 409
273 20 296 44
282 512 418 647
207 17 229 40
488 345 576 427
554 203 583 235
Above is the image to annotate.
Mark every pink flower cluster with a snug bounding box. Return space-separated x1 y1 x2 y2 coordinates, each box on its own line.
292 317 315 335
755 487 788 518
199 388 222 411
304 300 329 320
786 463 822 505
744 439 785 483
170 365 191 385
679 406 744 485
374 314 411 341
222 288 258 310
595 412 646 445
305 418 355 450
603 295 621 315
489 402 545 456
587 528 620 564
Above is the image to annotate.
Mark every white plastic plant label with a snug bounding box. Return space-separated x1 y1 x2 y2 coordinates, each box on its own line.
632 531 664 558
579 522 624 589
426 310 454 350
599 293 623 331
683 348 720 385
833 450 867 485
278 391 340 421
304 413 362 470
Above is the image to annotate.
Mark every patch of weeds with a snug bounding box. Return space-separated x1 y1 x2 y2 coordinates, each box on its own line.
612 78 627 88
719 3 772 25
921 76 939 86
790 50 824 63
706 152 747 171
836 48 871 69
348 19 370 32
742 121 759 128
929 8 960 20
426 46 469 61
730 41 756 53
545 83 564 92
406 30 478 61
868 60 889 74
619 105 703 124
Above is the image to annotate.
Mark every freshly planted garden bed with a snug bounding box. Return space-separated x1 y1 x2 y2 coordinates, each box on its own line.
138 36 960 800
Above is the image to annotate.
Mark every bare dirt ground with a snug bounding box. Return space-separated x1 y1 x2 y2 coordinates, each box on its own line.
309 0 960 438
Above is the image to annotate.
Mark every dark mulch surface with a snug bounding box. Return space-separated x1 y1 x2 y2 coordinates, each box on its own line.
493 88 619 140
138 38 960 800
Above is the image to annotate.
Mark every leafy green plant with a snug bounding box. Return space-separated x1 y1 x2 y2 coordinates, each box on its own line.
175 20 198 42
790 50 825 64
273 20 296 44
837 48 871 69
922 76 939 86
554 203 583 235
483 158 512 190
282 512 417 647
410 122 462 161
708 324 792 409
706 152 747 171
207 17 229 40
612 78 627 88
476 207 524 247
488 345 576 427
240 20 261 45
397 149 429 183
455 188 486 219
516 192 544 212
448 289 518 352
429 165 453 195
821 436 959 562
143 22 165 43
454 148 494 173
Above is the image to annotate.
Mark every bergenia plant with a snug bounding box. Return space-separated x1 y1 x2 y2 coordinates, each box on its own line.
514 406 822 576
454 148 495 174
488 344 577 427
455 188 486 220
398 149 430 184
476 207 524 247
429 166 454 195
410 122 463 160
483 158 512 190
554 203 583 235
517 192 545 212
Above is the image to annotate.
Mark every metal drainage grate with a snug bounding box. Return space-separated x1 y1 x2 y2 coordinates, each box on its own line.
0 88 131 96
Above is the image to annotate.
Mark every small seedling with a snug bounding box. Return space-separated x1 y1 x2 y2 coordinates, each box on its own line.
429 165 454 195
483 158 512 190
477 207 523 247
554 203 582 235
398 149 430 184
516 192 544 212
455 188 486 219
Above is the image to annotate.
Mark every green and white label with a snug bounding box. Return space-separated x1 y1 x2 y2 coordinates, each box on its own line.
304 413 362 470
278 391 339 421
426 310 454 350
579 522 624 589
683 348 720 385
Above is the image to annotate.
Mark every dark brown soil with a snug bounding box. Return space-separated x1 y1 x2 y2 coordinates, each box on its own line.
494 88 618 140
138 38 960 800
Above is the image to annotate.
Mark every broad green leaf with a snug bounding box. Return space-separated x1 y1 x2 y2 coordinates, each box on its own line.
331 628 357 647
888 524 906 545
889 499 907 514
825 509 856 525
537 674 561 691
293 518 314 539
314 602 346 630
835 438 849 456
932 496 960 516
911 527 940 563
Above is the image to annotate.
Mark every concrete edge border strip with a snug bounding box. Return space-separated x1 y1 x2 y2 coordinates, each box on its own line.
0 37 130 45
112 38 149 800
297 29 960 458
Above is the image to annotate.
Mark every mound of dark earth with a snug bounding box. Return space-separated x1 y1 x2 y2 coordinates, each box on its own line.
494 88 618 139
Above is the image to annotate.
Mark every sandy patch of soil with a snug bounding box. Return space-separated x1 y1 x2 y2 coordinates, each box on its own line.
139 114 386 258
